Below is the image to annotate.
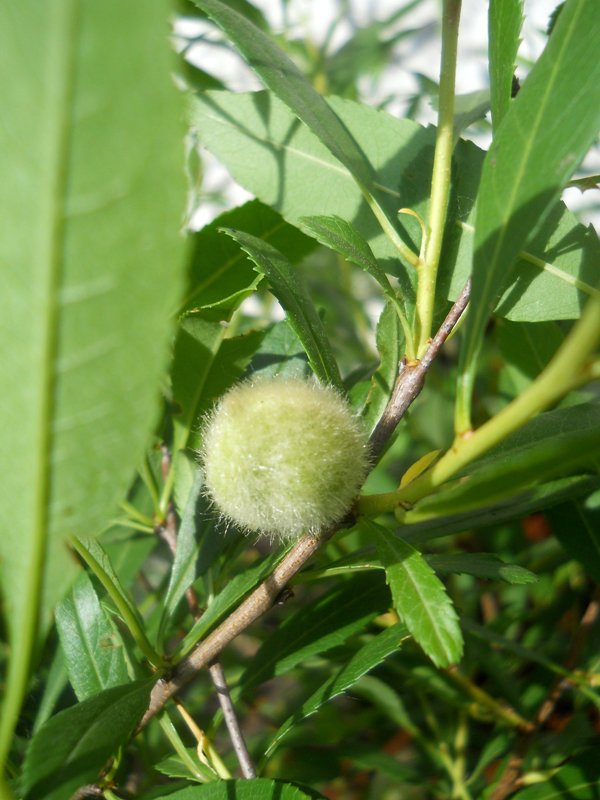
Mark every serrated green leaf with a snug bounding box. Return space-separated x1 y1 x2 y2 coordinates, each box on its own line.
191 0 373 188
265 623 407 757
0 0 186 761
191 89 422 299
459 0 600 422
299 215 403 309
158 471 205 641
22 680 153 800
488 0 524 131
248 321 311 380
56 572 129 701
182 200 315 312
154 779 325 799
238 572 391 696
190 0 421 289
373 525 463 667
172 314 265 452
361 301 403 433
71 536 158 666
444 171 600 323
194 90 599 325
549 494 600 582
220 229 343 388
427 553 537 584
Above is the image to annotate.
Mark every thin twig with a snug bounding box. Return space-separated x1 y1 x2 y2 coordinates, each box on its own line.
369 278 471 462
209 662 257 779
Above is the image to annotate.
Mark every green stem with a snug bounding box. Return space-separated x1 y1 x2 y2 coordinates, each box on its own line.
0 776 14 800
415 0 462 355
159 461 176 518
139 455 161 516
119 500 154 528
447 669 533 733
357 292 600 516
70 537 161 667
362 184 420 270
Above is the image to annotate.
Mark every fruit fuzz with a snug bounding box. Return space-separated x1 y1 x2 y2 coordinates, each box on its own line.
201 377 370 541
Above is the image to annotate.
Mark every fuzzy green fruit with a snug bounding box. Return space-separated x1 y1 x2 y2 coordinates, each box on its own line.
200 378 370 540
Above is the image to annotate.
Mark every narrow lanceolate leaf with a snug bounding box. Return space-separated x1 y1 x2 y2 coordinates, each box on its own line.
190 0 420 276
22 680 153 800
177 548 289 659
549 498 600 583
153 779 325 800
300 215 400 305
56 572 129 701
182 200 315 313
265 623 408 757
427 553 537 585
191 0 374 186
361 302 403 433
72 537 158 667
373 525 463 667
173 318 265 454
0 0 186 767
220 229 343 389
238 572 391 696
158 471 205 642
402 475 600 546
488 0 524 131
171 312 227 452
459 0 600 427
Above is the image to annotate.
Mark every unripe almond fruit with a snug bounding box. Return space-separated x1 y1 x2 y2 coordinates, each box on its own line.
200 378 370 541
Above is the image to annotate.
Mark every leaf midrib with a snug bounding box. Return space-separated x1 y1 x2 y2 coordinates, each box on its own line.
0 0 80 765
390 547 456 663
243 581 384 689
